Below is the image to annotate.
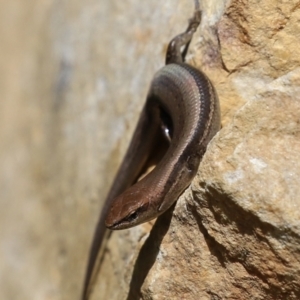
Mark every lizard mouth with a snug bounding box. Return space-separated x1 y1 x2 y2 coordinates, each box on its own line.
105 209 139 230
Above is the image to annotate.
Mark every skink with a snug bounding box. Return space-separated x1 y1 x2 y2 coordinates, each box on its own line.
82 0 220 298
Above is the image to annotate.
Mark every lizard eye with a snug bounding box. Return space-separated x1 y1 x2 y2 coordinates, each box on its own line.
125 210 139 222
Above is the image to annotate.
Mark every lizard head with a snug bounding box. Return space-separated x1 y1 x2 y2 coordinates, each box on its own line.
105 181 163 230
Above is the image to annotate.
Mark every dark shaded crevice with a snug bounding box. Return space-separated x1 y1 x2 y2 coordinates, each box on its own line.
189 185 300 298
126 203 176 300
189 198 272 293
189 202 228 268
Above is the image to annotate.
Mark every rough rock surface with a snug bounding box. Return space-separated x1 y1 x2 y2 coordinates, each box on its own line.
1 0 300 299
0 0 198 299
92 0 300 299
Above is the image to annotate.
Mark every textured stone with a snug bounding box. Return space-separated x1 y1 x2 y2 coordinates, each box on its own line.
91 0 300 299
0 0 224 299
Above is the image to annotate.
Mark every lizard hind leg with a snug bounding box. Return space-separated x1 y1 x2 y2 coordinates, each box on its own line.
165 0 201 65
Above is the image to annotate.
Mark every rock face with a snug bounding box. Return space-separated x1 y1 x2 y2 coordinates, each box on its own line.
92 0 300 299
0 0 299 300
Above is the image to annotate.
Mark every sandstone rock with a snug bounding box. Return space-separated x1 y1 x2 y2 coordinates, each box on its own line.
91 0 300 299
